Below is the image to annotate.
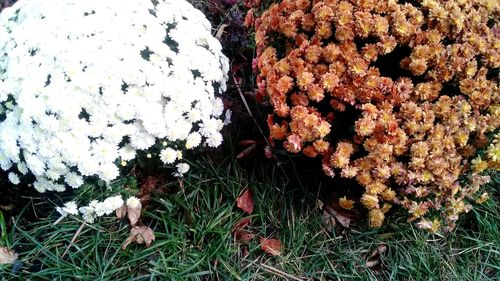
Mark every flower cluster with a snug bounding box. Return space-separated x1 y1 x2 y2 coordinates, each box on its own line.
253 0 499 230
0 0 229 191
57 195 143 224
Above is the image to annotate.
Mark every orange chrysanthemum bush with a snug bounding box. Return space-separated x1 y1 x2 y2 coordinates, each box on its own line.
253 0 499 231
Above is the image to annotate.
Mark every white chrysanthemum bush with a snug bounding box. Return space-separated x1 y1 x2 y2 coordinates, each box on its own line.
0 0 229 222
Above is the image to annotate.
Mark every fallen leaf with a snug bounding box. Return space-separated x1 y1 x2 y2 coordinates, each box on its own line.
232 217 255 244
0 247 18 264
232 217 251 232
238 140 258 146
323 202 359 228
122 226 155 250
234 230 255 244
236 143 257 159
127 198 142 227
260 237 282 256
236 189 254 214
321 210 336 232
241 245 249 259
115 205 127 219
366 244 387 274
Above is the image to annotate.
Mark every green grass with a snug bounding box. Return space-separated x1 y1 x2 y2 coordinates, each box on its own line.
0 150 498 280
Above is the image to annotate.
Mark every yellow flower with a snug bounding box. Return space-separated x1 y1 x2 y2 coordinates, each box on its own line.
475 193 489 204
471 156 489 173
361 194 379 209
339 196 355 210
369 209 384 227
487 143 500 162
381 188 396 201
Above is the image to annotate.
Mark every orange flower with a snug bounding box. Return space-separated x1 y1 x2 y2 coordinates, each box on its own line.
269 123 288 140
315 120 331 138
341 165 359 178
362 44 379 61
339 196 355 210
303 146 319 157
255 0 500 231
315 21 333 39
330 153 349 168
366 182 386 195
313 139 330 153
275 58 291 75
323 43 341 63
284 134 303 153
301 13 315 31
336 142 354 156
276 75 294 94
355 117 376 136
315 4 334 21
305 45 323 64
409 58 428 76
290 93 309 106
349 57 368 77
296 0 310 10
307 84 325 102
297 71 315 90
354 11 372 38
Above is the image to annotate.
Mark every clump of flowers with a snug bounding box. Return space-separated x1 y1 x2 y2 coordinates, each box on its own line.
252 0 499 231
0 0 229 219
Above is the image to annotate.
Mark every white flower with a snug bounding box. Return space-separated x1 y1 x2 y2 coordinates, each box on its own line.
126 197 141 208
119 146 137 161
160 147 177 164
185 132 202 149
206 133 223 148
7 172 20 185
79 206 96 223
174 163 190 177
17 162 29 175
56 201 79 216
104 195 125 213
0 0 229 194
65 172 84 189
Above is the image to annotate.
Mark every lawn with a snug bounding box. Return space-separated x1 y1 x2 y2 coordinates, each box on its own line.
0 133 498 280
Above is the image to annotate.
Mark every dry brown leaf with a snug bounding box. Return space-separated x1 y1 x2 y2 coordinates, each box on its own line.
238 140 258 146
127 199 142 227
236 143 257 159
321 210 336 232
241 245 249 259
115 205 127 219
122 226 155 250
236 189 254 214
232 217 251 231
234 229 255 244
260 237 282 256
323 202 359 228
0 247 18 264
232 218 254 244
366 244 387 274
